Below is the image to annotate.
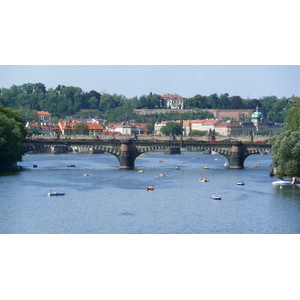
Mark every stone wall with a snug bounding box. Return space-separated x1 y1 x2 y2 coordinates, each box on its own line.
134 108 254 120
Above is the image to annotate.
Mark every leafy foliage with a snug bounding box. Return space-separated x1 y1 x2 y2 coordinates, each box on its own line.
73 122 89 135
0 105 26 170
0 83 295 125
271 98 300 177
161 122 183 136
189 130 207 136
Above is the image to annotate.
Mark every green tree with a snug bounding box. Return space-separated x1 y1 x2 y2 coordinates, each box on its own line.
184 94 209 109
73 122 89 135
161 122 182 137
189 130 207 136
88 96 99 109
219 93 230 109
99 93 125 112
145 123 154 133
207 93 219 109
0 105 27 170
271 98 300 177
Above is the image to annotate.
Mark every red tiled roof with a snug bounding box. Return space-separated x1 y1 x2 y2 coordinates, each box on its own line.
215 123 242 127
59 122 103 130
37 111 51 115
40 125 60 131
161 93 183 100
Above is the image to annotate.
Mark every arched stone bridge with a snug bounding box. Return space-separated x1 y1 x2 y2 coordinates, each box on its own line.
21 139 272 169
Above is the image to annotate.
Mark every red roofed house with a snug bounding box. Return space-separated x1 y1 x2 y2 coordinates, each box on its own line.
59 121 103 136
161 93 184 109
40 124 61 136
37 111 51 124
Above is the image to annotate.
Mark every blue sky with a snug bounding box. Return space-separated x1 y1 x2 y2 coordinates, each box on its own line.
0 65 299 100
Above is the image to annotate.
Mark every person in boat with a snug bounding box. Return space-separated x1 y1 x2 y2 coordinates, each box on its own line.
55 190 58 194
50 190 53 194
291 177 299 184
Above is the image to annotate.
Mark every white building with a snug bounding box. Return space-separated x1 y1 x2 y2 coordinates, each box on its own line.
161 93 184 109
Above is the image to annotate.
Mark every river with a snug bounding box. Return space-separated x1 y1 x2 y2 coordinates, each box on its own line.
0 151 299 234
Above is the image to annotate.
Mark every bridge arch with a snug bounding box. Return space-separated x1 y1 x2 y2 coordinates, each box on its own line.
21 139 272 170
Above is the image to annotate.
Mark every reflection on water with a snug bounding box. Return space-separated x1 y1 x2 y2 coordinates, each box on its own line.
0 152 299 234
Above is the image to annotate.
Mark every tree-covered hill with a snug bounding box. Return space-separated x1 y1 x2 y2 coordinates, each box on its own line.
0 83 295 124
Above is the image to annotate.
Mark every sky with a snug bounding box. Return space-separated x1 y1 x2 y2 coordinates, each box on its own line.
1 65 299 100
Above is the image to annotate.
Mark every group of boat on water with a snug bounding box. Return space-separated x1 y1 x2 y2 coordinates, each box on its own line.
43 152 284 199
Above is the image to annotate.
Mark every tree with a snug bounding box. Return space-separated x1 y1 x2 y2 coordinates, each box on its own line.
99 93 124 112
145 123 154 134
0 105 27 170
73 122 89 135
219 93 230 109
184 94 209 109
207 93 219 109
161 122 182 137
271 98 300 177
189 130 207 136
230 96 244 109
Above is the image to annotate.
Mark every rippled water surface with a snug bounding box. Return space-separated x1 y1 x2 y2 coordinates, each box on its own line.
1 152 299 233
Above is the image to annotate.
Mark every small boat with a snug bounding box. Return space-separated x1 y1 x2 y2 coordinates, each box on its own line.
67 164 76 167
255 164 260 167
138 170 144 173
272 179 292 186
237 180 245 185
48 192 65 196
157 174 167 177
199 178 209 182
204 166 209 169
224 162 228 166
158 160 163 163
212 194 222 200
83 172 89 176
214 158 220 161
33 164 37 168
175 166 180 170
146 185 154 191
182 161 186 163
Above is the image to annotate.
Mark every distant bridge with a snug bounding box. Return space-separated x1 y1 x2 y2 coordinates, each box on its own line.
21 139 272 169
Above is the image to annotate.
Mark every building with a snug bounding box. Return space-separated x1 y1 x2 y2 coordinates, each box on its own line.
154 119 221 136
105 121 148 135
191 119 221 134
37 111 51 124
59 121 103 136
40 125 61 136
214 121 243 136
115 122 137 135
161 93 184 109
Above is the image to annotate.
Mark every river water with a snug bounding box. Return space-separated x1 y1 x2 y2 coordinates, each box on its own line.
1 151 299 234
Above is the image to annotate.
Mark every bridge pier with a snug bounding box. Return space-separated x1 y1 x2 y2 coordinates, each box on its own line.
118 141 137 169
228 143 247 169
